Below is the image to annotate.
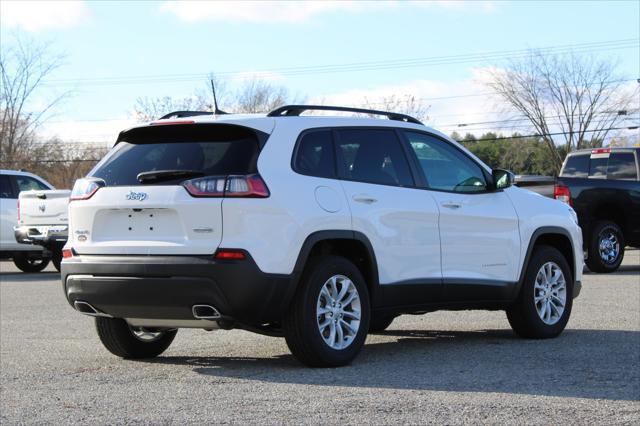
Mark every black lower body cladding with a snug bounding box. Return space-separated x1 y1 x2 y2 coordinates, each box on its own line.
61 254 292 325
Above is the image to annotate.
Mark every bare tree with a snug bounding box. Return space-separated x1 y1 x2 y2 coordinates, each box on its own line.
132 76 298 121
485 51 637 173
1 36 68 163
364 94 430 122
132 94 212 122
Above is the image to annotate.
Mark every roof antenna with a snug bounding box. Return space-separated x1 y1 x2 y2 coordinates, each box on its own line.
210 79 228 115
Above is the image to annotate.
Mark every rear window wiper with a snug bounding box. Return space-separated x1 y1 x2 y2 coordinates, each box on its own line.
137 169 205 183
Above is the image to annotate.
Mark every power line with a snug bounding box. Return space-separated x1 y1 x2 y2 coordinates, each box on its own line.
41 39 639 87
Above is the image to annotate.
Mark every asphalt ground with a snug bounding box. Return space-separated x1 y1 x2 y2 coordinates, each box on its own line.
1 250 639 424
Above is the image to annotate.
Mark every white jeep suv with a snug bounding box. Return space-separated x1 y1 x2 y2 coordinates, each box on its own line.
62 105 583 367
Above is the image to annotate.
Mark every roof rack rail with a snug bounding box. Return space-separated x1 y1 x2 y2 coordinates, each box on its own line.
159 111 212 120
267 104 423 125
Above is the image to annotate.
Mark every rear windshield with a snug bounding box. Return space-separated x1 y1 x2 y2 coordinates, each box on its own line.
90 124 263 186
561 154 589 177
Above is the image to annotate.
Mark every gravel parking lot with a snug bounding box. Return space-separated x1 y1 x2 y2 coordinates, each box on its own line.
1 250 639 424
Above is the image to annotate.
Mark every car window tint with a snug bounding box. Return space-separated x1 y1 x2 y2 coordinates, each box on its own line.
404 132 487 193
607 153 637 180
91 125 260 186
588 156 608 178
561 154 589 178
15 176 49 192
0 175 14 198
335 129 413 187
293 130 335 178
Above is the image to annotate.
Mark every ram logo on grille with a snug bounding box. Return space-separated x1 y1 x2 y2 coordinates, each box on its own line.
126 191 148 201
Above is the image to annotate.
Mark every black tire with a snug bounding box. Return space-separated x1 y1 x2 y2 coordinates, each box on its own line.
585 220 625 273
283 255 370 367
51 248 62 272
12 252 49 273
507 245 573 339
369 314 395 333
95 317 177 359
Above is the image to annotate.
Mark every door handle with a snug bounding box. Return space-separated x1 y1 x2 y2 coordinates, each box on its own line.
353 195 378 204
441 202 461 209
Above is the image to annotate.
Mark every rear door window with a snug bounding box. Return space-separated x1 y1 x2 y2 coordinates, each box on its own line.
607 152 637 180
91 124 263 186
293 130 335 178
561 154 589 178
0 175 15 198
335 129 414 187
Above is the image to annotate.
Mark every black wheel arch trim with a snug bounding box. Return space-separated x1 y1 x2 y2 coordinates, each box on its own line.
286 230 380 307
515 226 577 297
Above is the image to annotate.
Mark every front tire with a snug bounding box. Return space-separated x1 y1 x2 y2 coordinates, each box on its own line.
95 317 177 359
585 220 624 273
507 245 573 339
12 252 49 273
283 255 370 367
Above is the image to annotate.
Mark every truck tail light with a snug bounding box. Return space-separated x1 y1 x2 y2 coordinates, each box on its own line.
554 184 572 205
183 174 269 198
17 199 20 222
70 178 104 201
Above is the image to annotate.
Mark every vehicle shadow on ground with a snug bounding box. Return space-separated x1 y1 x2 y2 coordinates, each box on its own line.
150 328 639 401
0 271 59 282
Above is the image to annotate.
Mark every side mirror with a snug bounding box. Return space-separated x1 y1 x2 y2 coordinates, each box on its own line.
492 169 514 190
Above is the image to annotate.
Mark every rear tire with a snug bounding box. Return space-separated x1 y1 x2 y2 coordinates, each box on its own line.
507 245 573 339
12 252 49 273
51 248 62 272
283 255 370 367
369 315 395 333
585 220 624 273
95 317 177 359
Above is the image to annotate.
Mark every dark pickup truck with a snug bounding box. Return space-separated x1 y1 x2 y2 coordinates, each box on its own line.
554 147 640 272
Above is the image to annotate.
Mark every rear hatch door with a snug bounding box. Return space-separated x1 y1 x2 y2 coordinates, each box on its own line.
71 123 266 255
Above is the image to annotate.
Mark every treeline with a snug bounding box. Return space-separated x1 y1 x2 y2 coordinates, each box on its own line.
451 132 601 177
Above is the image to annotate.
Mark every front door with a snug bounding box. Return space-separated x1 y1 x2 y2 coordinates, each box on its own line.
402 131 520 301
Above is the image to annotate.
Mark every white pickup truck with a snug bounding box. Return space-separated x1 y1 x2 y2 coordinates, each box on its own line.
1 170 69 272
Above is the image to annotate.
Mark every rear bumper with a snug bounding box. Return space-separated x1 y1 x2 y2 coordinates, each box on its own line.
14 225 68 246
61 254 293 326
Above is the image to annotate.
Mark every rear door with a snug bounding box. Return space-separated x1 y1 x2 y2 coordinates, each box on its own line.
401 131 520 299
335 128 442 303
70 123 264 255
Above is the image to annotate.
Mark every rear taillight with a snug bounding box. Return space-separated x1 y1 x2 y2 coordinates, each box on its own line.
70 178 103 201
554 184 572 205
183 174 269 198
17 199 20 222
214 249 246 260
62 248 73 259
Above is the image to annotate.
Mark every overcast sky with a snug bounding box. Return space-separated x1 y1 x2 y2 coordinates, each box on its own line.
1 0 638 144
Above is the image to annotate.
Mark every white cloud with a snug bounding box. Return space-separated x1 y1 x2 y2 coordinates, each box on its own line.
41 117 135 144
160 0 494 23
0 0 90 32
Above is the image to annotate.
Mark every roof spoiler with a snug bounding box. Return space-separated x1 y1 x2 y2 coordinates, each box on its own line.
267 104 423 125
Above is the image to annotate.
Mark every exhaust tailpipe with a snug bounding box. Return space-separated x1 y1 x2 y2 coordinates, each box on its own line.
73 301 112 318
192 305 221 320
